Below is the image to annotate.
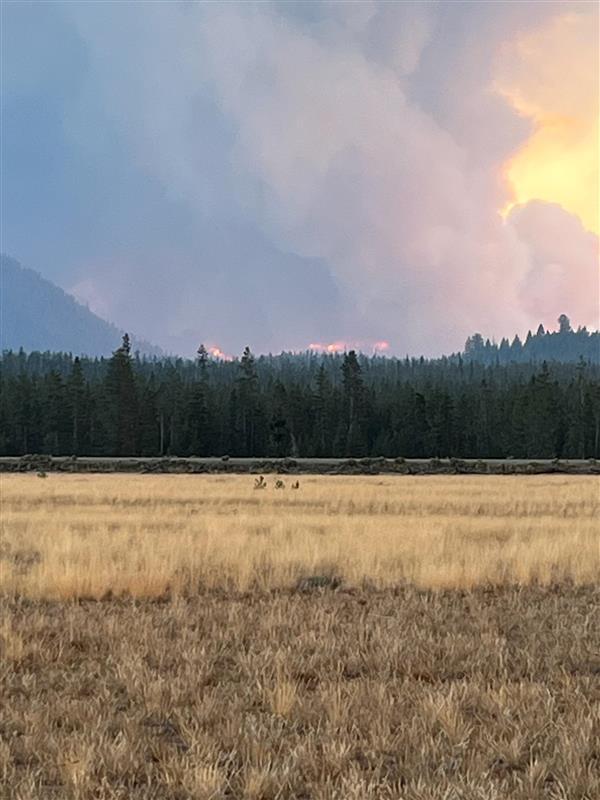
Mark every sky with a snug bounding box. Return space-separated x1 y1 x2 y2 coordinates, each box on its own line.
2 0 598 357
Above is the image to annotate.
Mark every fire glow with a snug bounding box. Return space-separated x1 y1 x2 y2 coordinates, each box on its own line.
308 341 347 354
206 345 233 361
308 340 390 355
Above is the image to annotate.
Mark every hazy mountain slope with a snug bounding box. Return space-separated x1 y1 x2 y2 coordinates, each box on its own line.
1 255 161 357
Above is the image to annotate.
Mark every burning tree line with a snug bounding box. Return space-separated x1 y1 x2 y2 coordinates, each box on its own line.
1 326 599 459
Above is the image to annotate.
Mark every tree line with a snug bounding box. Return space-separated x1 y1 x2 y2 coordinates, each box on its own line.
1 327 599 459
462 314 599 365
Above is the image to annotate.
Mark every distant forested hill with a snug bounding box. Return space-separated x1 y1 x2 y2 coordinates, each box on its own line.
0 255 161 357
462 314 599 364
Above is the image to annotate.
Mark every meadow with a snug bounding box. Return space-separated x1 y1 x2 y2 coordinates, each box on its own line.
1 474 599 598
1 474 599 799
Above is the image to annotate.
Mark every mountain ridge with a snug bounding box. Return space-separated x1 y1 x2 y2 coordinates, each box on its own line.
1 255 162 357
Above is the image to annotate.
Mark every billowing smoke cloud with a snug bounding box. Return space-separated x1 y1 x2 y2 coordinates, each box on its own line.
64 1 598 354
510 202 599 327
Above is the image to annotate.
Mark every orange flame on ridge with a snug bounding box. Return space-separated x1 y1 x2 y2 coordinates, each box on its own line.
206 345 233 361
372 341 390 353
308 341 347 353
308 340 390 354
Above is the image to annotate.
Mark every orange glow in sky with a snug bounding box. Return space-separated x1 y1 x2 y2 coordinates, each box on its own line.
308 341 347 353
308 340 390 354
495 13 599 235
207 345 233 361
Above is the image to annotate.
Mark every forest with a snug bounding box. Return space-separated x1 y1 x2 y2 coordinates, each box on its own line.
462 314 599 365
1 318 599 459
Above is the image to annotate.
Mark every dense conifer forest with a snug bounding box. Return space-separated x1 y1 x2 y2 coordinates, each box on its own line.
462 314 599 365
1 317 599 459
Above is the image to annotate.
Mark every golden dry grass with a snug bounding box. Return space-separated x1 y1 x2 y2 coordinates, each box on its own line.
2 587 600 799
1 474 599 799
0 473 598 598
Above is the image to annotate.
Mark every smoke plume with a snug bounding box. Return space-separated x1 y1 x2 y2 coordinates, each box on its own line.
65 1 598 354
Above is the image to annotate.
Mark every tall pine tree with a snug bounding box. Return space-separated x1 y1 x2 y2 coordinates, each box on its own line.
104 334 138 456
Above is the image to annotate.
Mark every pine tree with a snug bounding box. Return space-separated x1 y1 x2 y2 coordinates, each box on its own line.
269 381 291 457
587 382 600 458
68 357 86 454
558 314 572 334
197 344 209 379
185 344 213 456
186 382 210 456
104 334 139 456
227 386 242 455
413 391 429 457
313 365 331 456
237 347 260 455
138 374 160 456
160 365 185 455
341 351 367 456
524 362 559 457
464 333 485 361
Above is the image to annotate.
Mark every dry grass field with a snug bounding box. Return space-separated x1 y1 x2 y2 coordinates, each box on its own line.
1 474 599 799
1 474 599 598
